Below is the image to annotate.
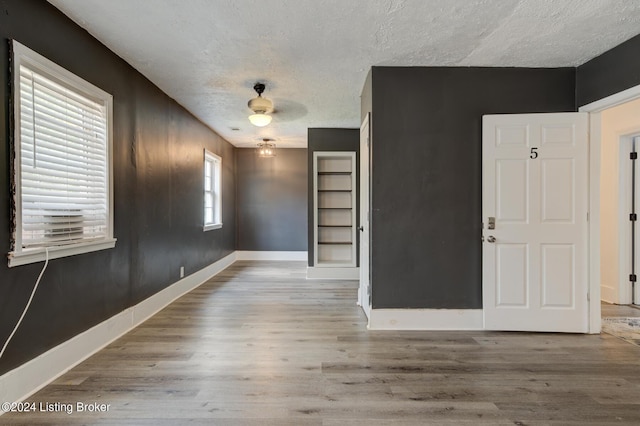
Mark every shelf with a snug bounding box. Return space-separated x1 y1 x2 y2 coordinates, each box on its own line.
313 152 356 268
314 259 354 266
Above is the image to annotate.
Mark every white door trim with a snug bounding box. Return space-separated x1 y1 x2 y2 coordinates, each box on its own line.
580 83 640 333
359 113 371 319
580 85 640 113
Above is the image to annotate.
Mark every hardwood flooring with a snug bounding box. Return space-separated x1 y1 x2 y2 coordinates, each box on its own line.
602 301 640 318
2 261 640 425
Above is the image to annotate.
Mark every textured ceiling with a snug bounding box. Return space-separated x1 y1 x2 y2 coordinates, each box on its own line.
48 0 640 148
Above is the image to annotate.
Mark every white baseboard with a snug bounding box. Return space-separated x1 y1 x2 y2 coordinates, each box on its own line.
307 266 359 280
0 252 236 406
600 284 617 304
235 251 307 261
368 308 483 330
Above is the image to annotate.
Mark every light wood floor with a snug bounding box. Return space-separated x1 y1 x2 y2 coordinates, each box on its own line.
602 301 640 318
2 261 640 425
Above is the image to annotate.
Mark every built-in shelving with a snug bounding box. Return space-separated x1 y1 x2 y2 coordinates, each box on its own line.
313 152 357 267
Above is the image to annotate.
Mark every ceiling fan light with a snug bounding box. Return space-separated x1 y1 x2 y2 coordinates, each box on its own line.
248 95 273 113
249 113 272 127
248 83 274 127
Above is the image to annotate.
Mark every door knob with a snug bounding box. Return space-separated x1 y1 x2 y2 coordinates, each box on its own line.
487 236 496 243
358 226 364 232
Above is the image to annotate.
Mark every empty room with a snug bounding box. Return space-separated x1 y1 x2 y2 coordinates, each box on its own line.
2 0 640 424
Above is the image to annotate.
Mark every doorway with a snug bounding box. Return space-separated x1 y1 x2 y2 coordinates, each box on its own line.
601 131 640 337
593 99 640 308
580 86 640 332
358 113 371 319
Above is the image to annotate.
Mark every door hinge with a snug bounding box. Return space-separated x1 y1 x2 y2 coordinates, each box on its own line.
631 274 637 282
631 152 638 160
631 213 638 222
587 292 590 302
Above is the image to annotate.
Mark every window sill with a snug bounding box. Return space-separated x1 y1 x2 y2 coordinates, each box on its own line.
8 238 117 268
203 223 223 232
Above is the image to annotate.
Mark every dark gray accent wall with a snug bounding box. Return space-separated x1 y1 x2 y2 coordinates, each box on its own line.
307 128 359 266
369 67 576 309
236 148 307 251
0 0 236 374
577 33 640 107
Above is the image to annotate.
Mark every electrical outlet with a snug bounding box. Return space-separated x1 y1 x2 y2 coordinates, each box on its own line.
180 266 185 278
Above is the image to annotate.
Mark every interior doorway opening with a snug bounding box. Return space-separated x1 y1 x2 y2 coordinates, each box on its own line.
578 84 640 333
597 99 640 308
358 113 371 320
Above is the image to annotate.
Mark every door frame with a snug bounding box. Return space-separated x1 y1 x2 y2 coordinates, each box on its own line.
358 113 371 319
580 83 640 333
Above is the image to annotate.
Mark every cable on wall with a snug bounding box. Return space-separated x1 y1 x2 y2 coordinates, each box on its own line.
0 248 49 361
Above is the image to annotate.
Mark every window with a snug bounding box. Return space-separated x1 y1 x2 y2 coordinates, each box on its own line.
203 150 222 230
8 41 115 267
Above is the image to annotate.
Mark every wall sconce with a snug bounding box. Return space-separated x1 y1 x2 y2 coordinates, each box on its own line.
248 83 273 127
256 138 276 158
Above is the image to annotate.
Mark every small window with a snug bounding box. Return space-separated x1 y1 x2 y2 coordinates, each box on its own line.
8 41 115 267
203 150 222 230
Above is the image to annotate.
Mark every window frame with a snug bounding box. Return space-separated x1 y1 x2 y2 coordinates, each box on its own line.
203 149 222 231
8 40 116 267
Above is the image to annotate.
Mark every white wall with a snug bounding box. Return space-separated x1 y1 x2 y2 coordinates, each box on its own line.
600 98 640 303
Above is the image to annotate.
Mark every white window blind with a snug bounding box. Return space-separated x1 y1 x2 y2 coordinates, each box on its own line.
19 68 108 248
9 40 115 267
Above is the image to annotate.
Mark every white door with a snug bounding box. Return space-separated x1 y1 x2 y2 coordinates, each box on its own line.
620 135 640 305
359 113 371 318
482 113 589 332
634 136 640 305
